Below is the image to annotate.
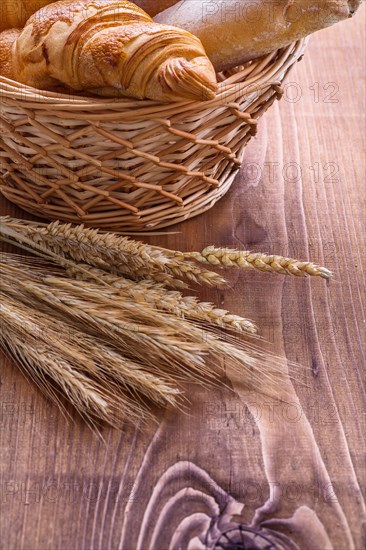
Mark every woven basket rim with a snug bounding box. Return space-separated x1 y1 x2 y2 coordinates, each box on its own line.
0 38 307 231
0 39 307 113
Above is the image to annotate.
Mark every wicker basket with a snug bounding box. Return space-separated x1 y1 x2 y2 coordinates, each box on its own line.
0 40 306 231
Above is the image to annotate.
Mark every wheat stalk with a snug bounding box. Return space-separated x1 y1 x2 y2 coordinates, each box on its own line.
0 283 180 409
0 217 332 284
0 216 332 427
0 218 226 288
1 270 208 385
183 247 333 279
0 296 164 427
0 254 288 411
65 263 258 335
1 257 229 385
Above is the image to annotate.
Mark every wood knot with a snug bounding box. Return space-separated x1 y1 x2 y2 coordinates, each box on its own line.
213 525 299 550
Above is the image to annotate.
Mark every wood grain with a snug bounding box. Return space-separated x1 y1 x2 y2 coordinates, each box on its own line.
1 7 365 549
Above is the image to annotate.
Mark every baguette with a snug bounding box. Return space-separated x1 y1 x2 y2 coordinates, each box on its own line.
0 0 217 101
156 0 361 71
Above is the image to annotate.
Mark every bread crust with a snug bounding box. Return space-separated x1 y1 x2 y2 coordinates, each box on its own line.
0 0 180 32
156 0 362 71
0 0 217 101
0 29 21 79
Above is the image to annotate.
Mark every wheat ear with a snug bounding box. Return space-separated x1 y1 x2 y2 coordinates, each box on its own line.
0 296 158 427
0 218 226 287
66 264 257 335
35 277 289 397
0 284 180 409
1 255 288 399
0 217 332 282
183 247 333 279
1 257 219 385
37 279 287 397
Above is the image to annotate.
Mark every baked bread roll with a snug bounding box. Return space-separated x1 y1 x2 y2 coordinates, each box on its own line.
156 0 361 71
0 0 54 32
0 0 217 102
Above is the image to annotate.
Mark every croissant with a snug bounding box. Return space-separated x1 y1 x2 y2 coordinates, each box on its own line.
0 0 217 102
0 29 21 80
0 0 179 32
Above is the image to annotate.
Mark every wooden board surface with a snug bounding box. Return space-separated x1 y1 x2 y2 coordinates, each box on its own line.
1 7 365 550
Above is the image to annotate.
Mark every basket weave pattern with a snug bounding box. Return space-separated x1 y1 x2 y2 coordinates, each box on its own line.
0 40 306 231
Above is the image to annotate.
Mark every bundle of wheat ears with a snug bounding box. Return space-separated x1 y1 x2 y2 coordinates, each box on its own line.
0 216 332 428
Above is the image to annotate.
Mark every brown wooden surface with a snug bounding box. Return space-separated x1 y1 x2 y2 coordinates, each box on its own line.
1 8 365 550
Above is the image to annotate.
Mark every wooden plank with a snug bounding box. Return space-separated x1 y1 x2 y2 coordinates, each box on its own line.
0 7 365 549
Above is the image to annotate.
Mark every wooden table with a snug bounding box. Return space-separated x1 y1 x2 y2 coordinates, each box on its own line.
1 8 365 549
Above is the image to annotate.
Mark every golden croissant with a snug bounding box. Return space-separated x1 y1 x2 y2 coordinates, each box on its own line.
0 0 217 102
0 0 179 31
